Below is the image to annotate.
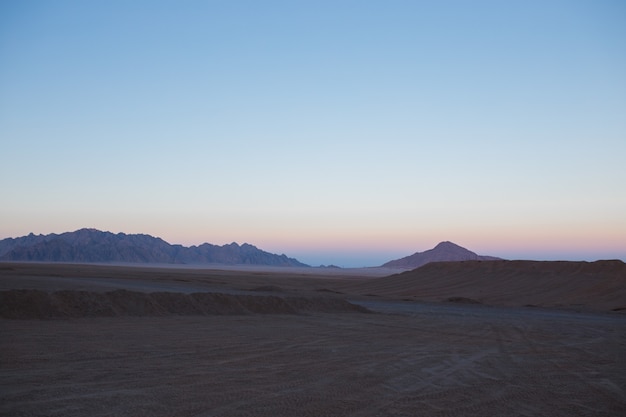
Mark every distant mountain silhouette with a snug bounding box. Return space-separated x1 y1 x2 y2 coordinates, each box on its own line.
382 241 502 269
0 229 309 267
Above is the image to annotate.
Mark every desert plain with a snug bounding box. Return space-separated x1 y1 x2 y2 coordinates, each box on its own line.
1 261 625 416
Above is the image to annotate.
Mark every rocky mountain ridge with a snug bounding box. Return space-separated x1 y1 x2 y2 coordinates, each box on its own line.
0 229 309 267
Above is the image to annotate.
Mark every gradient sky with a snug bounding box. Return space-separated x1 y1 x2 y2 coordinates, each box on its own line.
1 0 625 267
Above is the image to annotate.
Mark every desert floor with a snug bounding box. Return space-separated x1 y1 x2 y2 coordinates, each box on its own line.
1 263 625 416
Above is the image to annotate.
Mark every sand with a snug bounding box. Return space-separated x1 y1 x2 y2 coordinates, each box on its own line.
337 260 626 312
1 262 625 416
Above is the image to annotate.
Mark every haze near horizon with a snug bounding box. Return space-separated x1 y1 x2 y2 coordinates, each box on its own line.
1 1 624 267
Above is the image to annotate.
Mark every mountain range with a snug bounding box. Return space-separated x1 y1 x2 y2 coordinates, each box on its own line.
382 241 502 269
0 229 503 268
0 229 309 267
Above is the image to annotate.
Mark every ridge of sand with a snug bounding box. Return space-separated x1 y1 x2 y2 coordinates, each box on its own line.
0 289 368 319
337 259 626 311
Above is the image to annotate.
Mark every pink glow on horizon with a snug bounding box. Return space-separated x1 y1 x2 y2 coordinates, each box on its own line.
174 231 624 264
0 218 622 265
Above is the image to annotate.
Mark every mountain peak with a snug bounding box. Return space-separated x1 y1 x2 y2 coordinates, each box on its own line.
73 228 103 234
382 241 501 269
433 241 463 249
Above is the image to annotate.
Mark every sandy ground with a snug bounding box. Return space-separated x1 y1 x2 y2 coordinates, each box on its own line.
338 260 626 313
1 262 625 416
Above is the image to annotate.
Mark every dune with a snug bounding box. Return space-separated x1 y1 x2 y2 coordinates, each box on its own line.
337 259 626 311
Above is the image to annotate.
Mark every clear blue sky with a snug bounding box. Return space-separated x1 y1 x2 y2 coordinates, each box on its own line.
1 0 625 266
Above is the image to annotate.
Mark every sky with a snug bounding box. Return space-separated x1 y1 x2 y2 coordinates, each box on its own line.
1 0 625 267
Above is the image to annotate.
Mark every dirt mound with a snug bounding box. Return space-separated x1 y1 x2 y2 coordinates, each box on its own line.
0 289 369 319
337 260 626 311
